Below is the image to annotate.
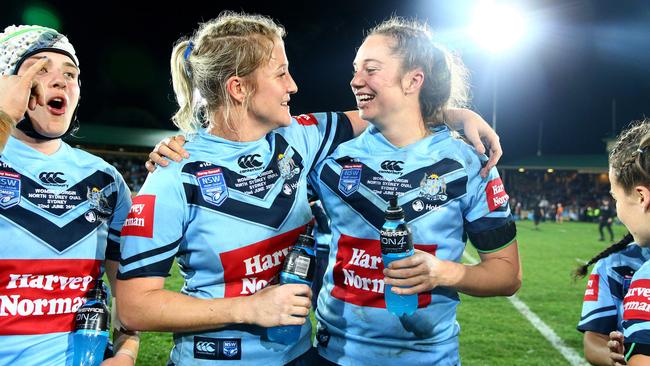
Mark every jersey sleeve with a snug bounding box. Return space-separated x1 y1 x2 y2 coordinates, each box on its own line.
117 166 187 279
462 162 516 253
280 112 354 174
577 260 619 334
106 168 132 262
623 265 650 360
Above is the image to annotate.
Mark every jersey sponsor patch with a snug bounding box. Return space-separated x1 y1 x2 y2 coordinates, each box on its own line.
197 168 228 206
193 336 242 360
486 177 509 212
338 164 362 197
294 113 318 126
0 170 21 209
220 226 306 297
121 194 155 238
0 259 100 335
331 234 436 308
624 279 650 321
584 274 599 301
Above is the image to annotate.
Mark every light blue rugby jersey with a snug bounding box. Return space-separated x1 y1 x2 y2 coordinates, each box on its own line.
0 136 131 366
578 244 650 335
623 255 650 360
118 112 353 366
309 125 515 366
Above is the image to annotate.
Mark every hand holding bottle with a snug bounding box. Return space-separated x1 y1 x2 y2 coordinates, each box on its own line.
383 249 460 295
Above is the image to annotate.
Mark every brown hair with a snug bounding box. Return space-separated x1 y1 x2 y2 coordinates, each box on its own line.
609 119 650 193
367 17 469 129
170 11 285 133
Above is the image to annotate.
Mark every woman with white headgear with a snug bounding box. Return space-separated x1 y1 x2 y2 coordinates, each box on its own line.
0 25 139 365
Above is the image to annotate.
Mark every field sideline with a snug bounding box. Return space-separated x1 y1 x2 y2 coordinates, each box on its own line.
133 220 627 365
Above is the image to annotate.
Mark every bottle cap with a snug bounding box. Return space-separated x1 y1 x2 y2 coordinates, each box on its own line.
385 197 404 220
295 224 315 248
87 279 107 301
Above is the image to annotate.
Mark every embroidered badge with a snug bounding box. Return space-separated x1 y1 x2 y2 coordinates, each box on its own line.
197 168 228 207
419 173 448 201
338 164 362 197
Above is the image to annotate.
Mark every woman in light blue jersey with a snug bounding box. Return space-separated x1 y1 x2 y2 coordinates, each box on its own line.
605 120 650 366
575 233 650 366
0 25 139 365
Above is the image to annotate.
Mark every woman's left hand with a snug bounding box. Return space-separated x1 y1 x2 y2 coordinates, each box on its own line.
445 108 502 178
383 249 459 295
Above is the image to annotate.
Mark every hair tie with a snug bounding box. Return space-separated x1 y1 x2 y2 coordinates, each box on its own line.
184 41 194 61
183 41 194 78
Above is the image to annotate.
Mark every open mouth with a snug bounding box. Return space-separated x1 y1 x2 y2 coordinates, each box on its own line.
47 97 67 116
356 94 375 107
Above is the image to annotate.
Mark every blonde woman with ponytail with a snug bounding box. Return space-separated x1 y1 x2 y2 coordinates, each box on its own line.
116 12 364 365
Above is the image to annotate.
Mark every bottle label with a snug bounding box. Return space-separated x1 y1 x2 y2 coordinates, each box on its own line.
74 302 109 332
380 226 413 254
283 247 315 281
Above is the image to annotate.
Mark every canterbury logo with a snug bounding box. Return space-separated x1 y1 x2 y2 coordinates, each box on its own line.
195 341 216 353
380 160 404 171
38 172 67 184
237 154 263 169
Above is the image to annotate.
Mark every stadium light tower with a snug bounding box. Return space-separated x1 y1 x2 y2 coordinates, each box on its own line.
469 1 527 132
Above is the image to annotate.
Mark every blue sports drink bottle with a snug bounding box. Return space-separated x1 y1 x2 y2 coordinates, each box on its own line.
73 279 110 366
381 197 417 316
267 226 316 344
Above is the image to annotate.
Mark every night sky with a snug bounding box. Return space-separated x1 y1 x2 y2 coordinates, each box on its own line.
2 0 650 160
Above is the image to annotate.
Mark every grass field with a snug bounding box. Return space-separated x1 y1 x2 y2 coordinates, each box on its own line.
133 220 628 365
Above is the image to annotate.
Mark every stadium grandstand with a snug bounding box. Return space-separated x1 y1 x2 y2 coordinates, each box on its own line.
500 146 613 223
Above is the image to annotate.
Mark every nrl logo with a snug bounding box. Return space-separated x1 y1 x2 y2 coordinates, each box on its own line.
419 173 448 201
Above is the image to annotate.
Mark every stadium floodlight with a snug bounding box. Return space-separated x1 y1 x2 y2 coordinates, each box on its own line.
468 1 528 131
469 1 527 54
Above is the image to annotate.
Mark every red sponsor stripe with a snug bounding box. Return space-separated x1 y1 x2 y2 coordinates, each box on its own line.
0 170 20 179
486 177 509 212
583 274 599 301
331 234 437 308
121 195 155 238
220 226 306 298
0 259 100 335
294 114 318 126
624 279 650 321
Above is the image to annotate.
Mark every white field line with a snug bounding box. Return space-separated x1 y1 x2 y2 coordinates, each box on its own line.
462 251 587 366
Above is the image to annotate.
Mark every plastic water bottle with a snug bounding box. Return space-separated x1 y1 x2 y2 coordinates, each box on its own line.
381 197 417 316
267 226 316 344
73 279 110 366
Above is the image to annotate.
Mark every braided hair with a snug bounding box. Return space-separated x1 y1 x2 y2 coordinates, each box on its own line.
574 233 634 279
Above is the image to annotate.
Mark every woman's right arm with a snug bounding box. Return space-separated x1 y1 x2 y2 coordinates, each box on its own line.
116 277 312 332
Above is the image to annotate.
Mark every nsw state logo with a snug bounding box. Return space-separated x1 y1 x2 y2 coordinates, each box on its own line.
419 173 448 201
277 153 300 180
0 170 21 209
338 164 362 197
197 168 228 206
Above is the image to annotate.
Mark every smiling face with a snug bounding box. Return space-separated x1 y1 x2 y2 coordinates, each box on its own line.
17 52 80 138
350 35 409 125
246 38 298 132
